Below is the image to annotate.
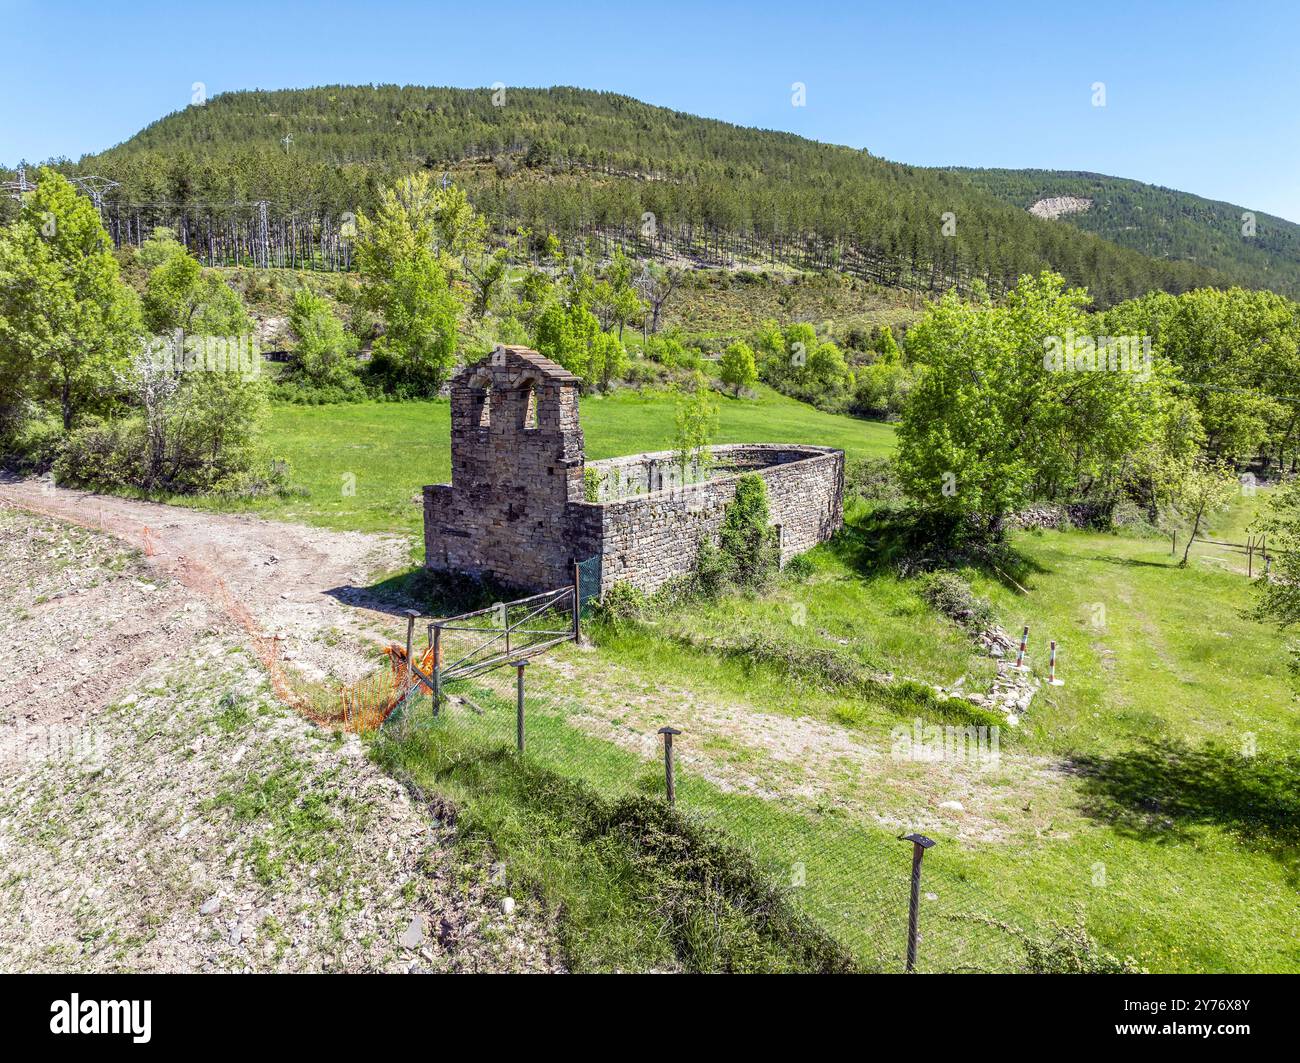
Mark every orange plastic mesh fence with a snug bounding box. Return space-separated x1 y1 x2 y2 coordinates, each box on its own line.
338 643 438 733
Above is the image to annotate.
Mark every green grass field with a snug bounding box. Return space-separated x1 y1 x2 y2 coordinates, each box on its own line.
222 385 895 538
193 388 1297 971
542 492 1300 972
380 665 1299 972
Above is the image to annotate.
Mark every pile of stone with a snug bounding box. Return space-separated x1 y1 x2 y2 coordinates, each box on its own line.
933 621 1038 725
1008 504 1072 531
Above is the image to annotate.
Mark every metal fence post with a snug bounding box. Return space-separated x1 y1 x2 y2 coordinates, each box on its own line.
402 608 419 686
901 833 934 973
432 622 443 716
514 659 528 753
658 726 681 806
572 561 581 643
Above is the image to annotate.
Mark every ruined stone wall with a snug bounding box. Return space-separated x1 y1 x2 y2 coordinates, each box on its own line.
586 444 819 502
567 445 844 595
424 347 844 597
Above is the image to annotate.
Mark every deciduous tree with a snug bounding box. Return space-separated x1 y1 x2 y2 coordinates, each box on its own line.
0 168 141 432
139 227 250 341
673 370 719 474
287 286 359 389
896 272 1173 536
356 173 464 396
719 340 757 396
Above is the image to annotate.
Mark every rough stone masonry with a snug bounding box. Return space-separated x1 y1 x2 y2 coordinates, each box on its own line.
423 345 845 595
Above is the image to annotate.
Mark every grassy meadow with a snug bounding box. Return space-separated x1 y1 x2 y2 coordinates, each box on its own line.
211 384 896 538
534 490 1299 972
183 385 1297 971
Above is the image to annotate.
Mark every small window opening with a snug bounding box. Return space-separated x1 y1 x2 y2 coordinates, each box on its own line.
477 385 492 428
523 386 538 430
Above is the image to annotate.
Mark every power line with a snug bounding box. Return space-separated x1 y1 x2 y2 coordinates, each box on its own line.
2 170 119 216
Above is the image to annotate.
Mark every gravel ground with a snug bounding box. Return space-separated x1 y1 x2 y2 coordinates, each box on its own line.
0 477 418 691
0 501 560 973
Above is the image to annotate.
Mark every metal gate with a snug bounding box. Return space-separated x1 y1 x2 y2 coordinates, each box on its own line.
383 556 602 716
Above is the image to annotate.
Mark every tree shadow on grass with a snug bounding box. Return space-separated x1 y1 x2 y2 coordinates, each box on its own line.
829 504 1049 589
1066 738 1300 882
1091 554 1176 570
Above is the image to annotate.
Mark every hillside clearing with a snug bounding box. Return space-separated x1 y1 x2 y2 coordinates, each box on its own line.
9 418 1296 971
0 504 557 972
176 388 894 537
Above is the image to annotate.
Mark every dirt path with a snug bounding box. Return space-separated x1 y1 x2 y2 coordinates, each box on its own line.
540 650 1075 845
0 501 558 973
0 478 413 719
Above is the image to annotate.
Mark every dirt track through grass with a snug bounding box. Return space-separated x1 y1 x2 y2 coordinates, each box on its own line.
0 498 559 972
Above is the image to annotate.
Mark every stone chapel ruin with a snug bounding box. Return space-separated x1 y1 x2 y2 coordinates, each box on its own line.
423 345 845 595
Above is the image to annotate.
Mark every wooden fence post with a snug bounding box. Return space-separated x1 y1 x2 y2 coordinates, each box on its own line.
658 726 681 806
432 622 443 715
402 609 419 688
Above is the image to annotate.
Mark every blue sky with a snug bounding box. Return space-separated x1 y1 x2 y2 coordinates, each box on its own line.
3 0 1298 221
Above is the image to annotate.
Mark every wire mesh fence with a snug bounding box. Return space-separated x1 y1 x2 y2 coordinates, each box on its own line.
380 658 1050 972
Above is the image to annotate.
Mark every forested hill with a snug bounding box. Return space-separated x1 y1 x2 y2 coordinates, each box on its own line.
11 84 1293 304
954 167 1300 296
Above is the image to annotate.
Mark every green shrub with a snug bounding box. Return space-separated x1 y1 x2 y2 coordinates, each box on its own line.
594 580 648 624
691 477 780 599
754 320 853 413
583 466 603 503
784 552 816 582
1109 498 1162 537
693 537 733 599
645 333 703 371
883 677 1005 729
719 631 871 691
286 286 362 390
1013 912 1147 974
1 412 64 472
844 457 903 507
622 360 661 388
54 366 285 498
53 417 143 487
270 379 371 405
717 474 780 590
918 570 993 631
851 359 916 420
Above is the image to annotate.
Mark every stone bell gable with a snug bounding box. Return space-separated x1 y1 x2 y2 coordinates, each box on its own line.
424 346 587 590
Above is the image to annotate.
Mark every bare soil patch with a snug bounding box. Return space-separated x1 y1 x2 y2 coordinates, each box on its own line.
0 478 413 695
0 497 559 972
542 650 1074 844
